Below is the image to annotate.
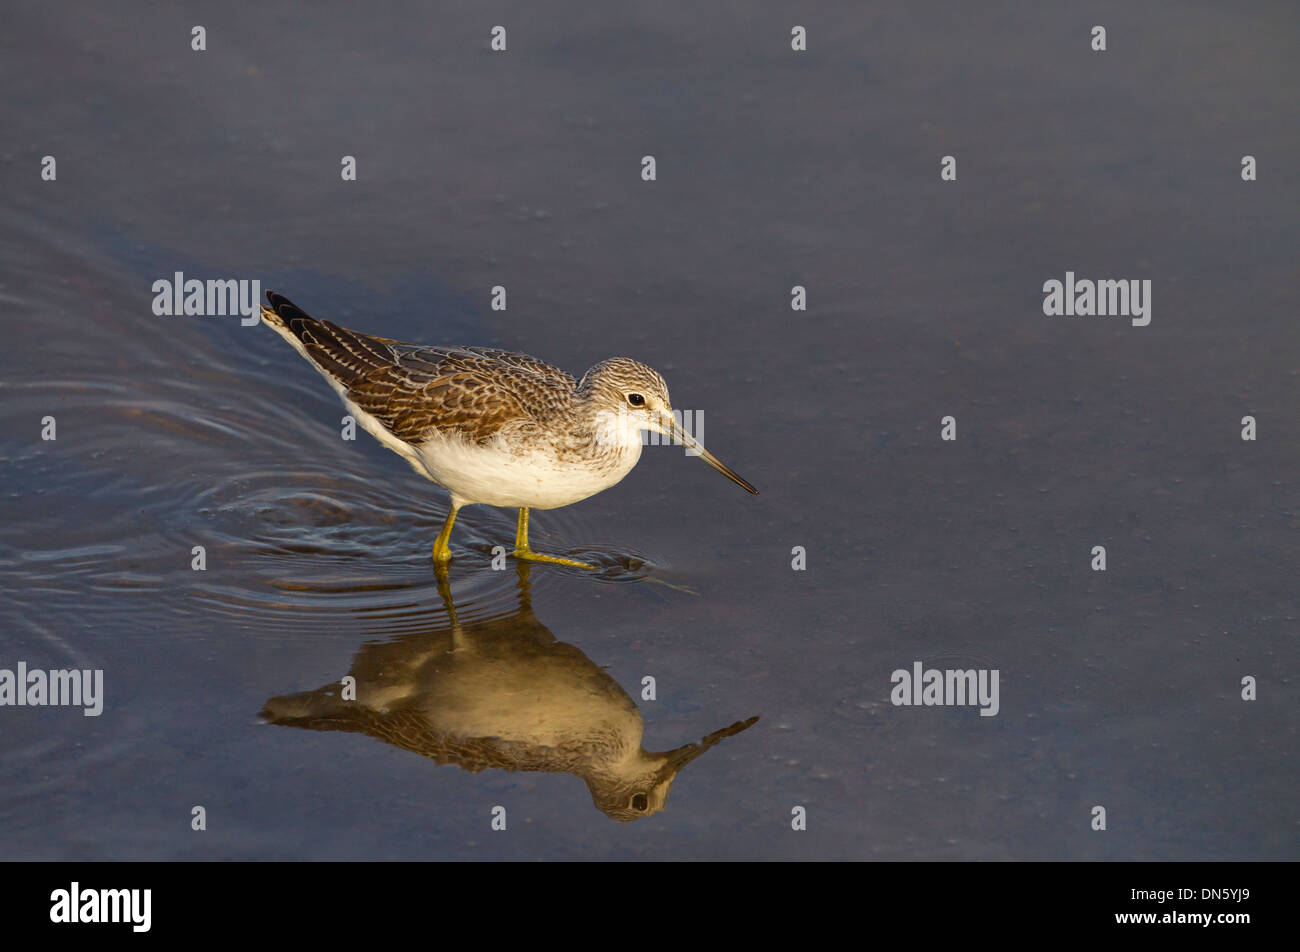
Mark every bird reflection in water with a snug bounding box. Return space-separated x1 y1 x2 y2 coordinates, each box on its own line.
261 564 758 821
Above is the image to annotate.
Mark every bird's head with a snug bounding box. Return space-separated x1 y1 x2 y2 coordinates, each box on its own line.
578 358 758 494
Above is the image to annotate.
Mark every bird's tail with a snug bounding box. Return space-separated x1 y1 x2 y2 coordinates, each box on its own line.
259 290 319 343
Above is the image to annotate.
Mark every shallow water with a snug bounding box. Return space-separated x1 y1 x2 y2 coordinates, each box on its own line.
1 1 1297 859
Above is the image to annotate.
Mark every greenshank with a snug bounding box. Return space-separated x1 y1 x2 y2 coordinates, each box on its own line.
260 291 757 568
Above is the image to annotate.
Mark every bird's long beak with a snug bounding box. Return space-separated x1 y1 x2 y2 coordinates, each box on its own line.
660 413 759 495
656 715 761 780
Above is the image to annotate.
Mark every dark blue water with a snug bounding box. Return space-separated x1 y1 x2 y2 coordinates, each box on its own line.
1 1 1296 859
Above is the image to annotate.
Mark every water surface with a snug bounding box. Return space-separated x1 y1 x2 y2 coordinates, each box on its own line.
1 1 1296 859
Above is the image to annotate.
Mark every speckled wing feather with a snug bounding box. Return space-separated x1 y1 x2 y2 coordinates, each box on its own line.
262 292 575 445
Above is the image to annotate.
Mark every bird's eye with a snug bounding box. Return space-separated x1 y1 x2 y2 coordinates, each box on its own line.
631 793 649 811
627 393 645 407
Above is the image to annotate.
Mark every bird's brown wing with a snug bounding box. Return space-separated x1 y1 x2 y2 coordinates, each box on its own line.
262 292 574 445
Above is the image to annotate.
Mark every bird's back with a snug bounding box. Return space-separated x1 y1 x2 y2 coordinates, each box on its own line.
260 291 576 446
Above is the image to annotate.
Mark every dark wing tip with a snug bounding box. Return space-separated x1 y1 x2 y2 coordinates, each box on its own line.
265 290 307 319
263 291 321 341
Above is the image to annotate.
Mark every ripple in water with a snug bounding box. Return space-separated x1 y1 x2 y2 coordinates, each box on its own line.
0 243 685 650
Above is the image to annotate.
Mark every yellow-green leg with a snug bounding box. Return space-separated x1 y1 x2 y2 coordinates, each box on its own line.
432 503 460 564
513 507 596 569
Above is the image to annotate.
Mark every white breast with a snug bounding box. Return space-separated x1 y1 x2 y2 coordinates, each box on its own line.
413 431 643 510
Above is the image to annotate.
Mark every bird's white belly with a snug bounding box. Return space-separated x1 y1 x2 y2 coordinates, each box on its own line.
413 432 640 510
336 394 640 509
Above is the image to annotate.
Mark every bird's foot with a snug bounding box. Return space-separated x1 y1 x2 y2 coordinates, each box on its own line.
512 547 597 570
